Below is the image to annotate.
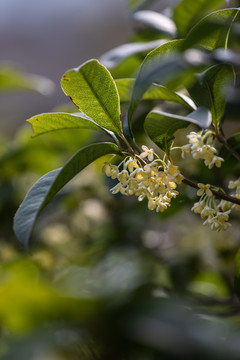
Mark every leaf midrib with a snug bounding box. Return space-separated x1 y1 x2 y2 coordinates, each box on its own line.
80 66 121 133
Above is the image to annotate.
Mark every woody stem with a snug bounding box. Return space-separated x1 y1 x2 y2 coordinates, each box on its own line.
182 178 240 206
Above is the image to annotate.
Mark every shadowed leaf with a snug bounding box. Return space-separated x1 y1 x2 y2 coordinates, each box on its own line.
188 64 235 126
116 78 196 109
144 106 211 153
14 142 120 247
173 0 225 37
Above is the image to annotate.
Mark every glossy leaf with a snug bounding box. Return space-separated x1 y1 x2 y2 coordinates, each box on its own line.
188 64 235 126
132 11 177 37
127 40 184 126
144 107 211 153
14 142 120 247
115 78 196 109
173 0 225 37
219 132 240 164
99 40 166 69
61 59 122 134
27 112 104 137
0 65 54 95
183 8 240 50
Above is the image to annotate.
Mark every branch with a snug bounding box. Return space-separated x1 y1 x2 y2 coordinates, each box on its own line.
182 178 240 205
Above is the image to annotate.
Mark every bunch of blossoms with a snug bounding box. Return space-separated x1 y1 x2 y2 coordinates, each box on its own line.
181 130 224 169
102 145 183 213
191 184 232 231
191 178 240 231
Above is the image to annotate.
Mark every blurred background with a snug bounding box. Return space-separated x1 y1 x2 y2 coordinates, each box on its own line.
0 0 179 136
0 0 131 136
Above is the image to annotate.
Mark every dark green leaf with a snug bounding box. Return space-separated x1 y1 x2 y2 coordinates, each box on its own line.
99 40 166 69
144 107 211 153
173 0 225 37
61 59 122 134
219 132 240 163
183 8 240 50
115 78 196 109
13 142 120 248
188 64 235 126
127 40 185 126
133 11 177 37
27 112 104 137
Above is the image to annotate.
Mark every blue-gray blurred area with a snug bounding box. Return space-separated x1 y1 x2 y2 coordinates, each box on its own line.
0 0 130 136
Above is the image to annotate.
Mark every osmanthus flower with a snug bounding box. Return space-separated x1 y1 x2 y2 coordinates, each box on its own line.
191 183 233 231
197 183 212 196
102 145 183 214
181 130 224 169
204 211 231 231
139 145 154 162
102 145 236 231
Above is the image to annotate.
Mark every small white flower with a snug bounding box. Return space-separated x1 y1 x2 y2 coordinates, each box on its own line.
197 183 212 197
139 145 154 162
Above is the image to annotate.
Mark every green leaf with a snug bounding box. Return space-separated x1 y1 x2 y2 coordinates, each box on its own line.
0 64 54 95
13 142 120 248
127 40 185 126
144 107 211 153
188 64 235 126
183 8 240 50
61 59 122 134
219 132 240 164
173 0 225 37
99 40 166 69
133 11 177 37
115 78 196 109
27 112 105 137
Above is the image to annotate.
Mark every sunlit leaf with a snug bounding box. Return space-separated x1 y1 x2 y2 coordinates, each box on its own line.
14 142 120 247
115 78 196 109
28 112 104 137
61 59 122 134
188 64 235 126
132 11 177 37
144 106 211 153
173 0 225 37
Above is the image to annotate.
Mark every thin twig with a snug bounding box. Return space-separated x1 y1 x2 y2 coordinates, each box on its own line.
217 130 240 163
182 178 240 206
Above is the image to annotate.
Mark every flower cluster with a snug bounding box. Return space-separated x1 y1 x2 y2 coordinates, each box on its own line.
181 131 224 169
191 179 240 231
102 146 183 213
191 183 231 231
